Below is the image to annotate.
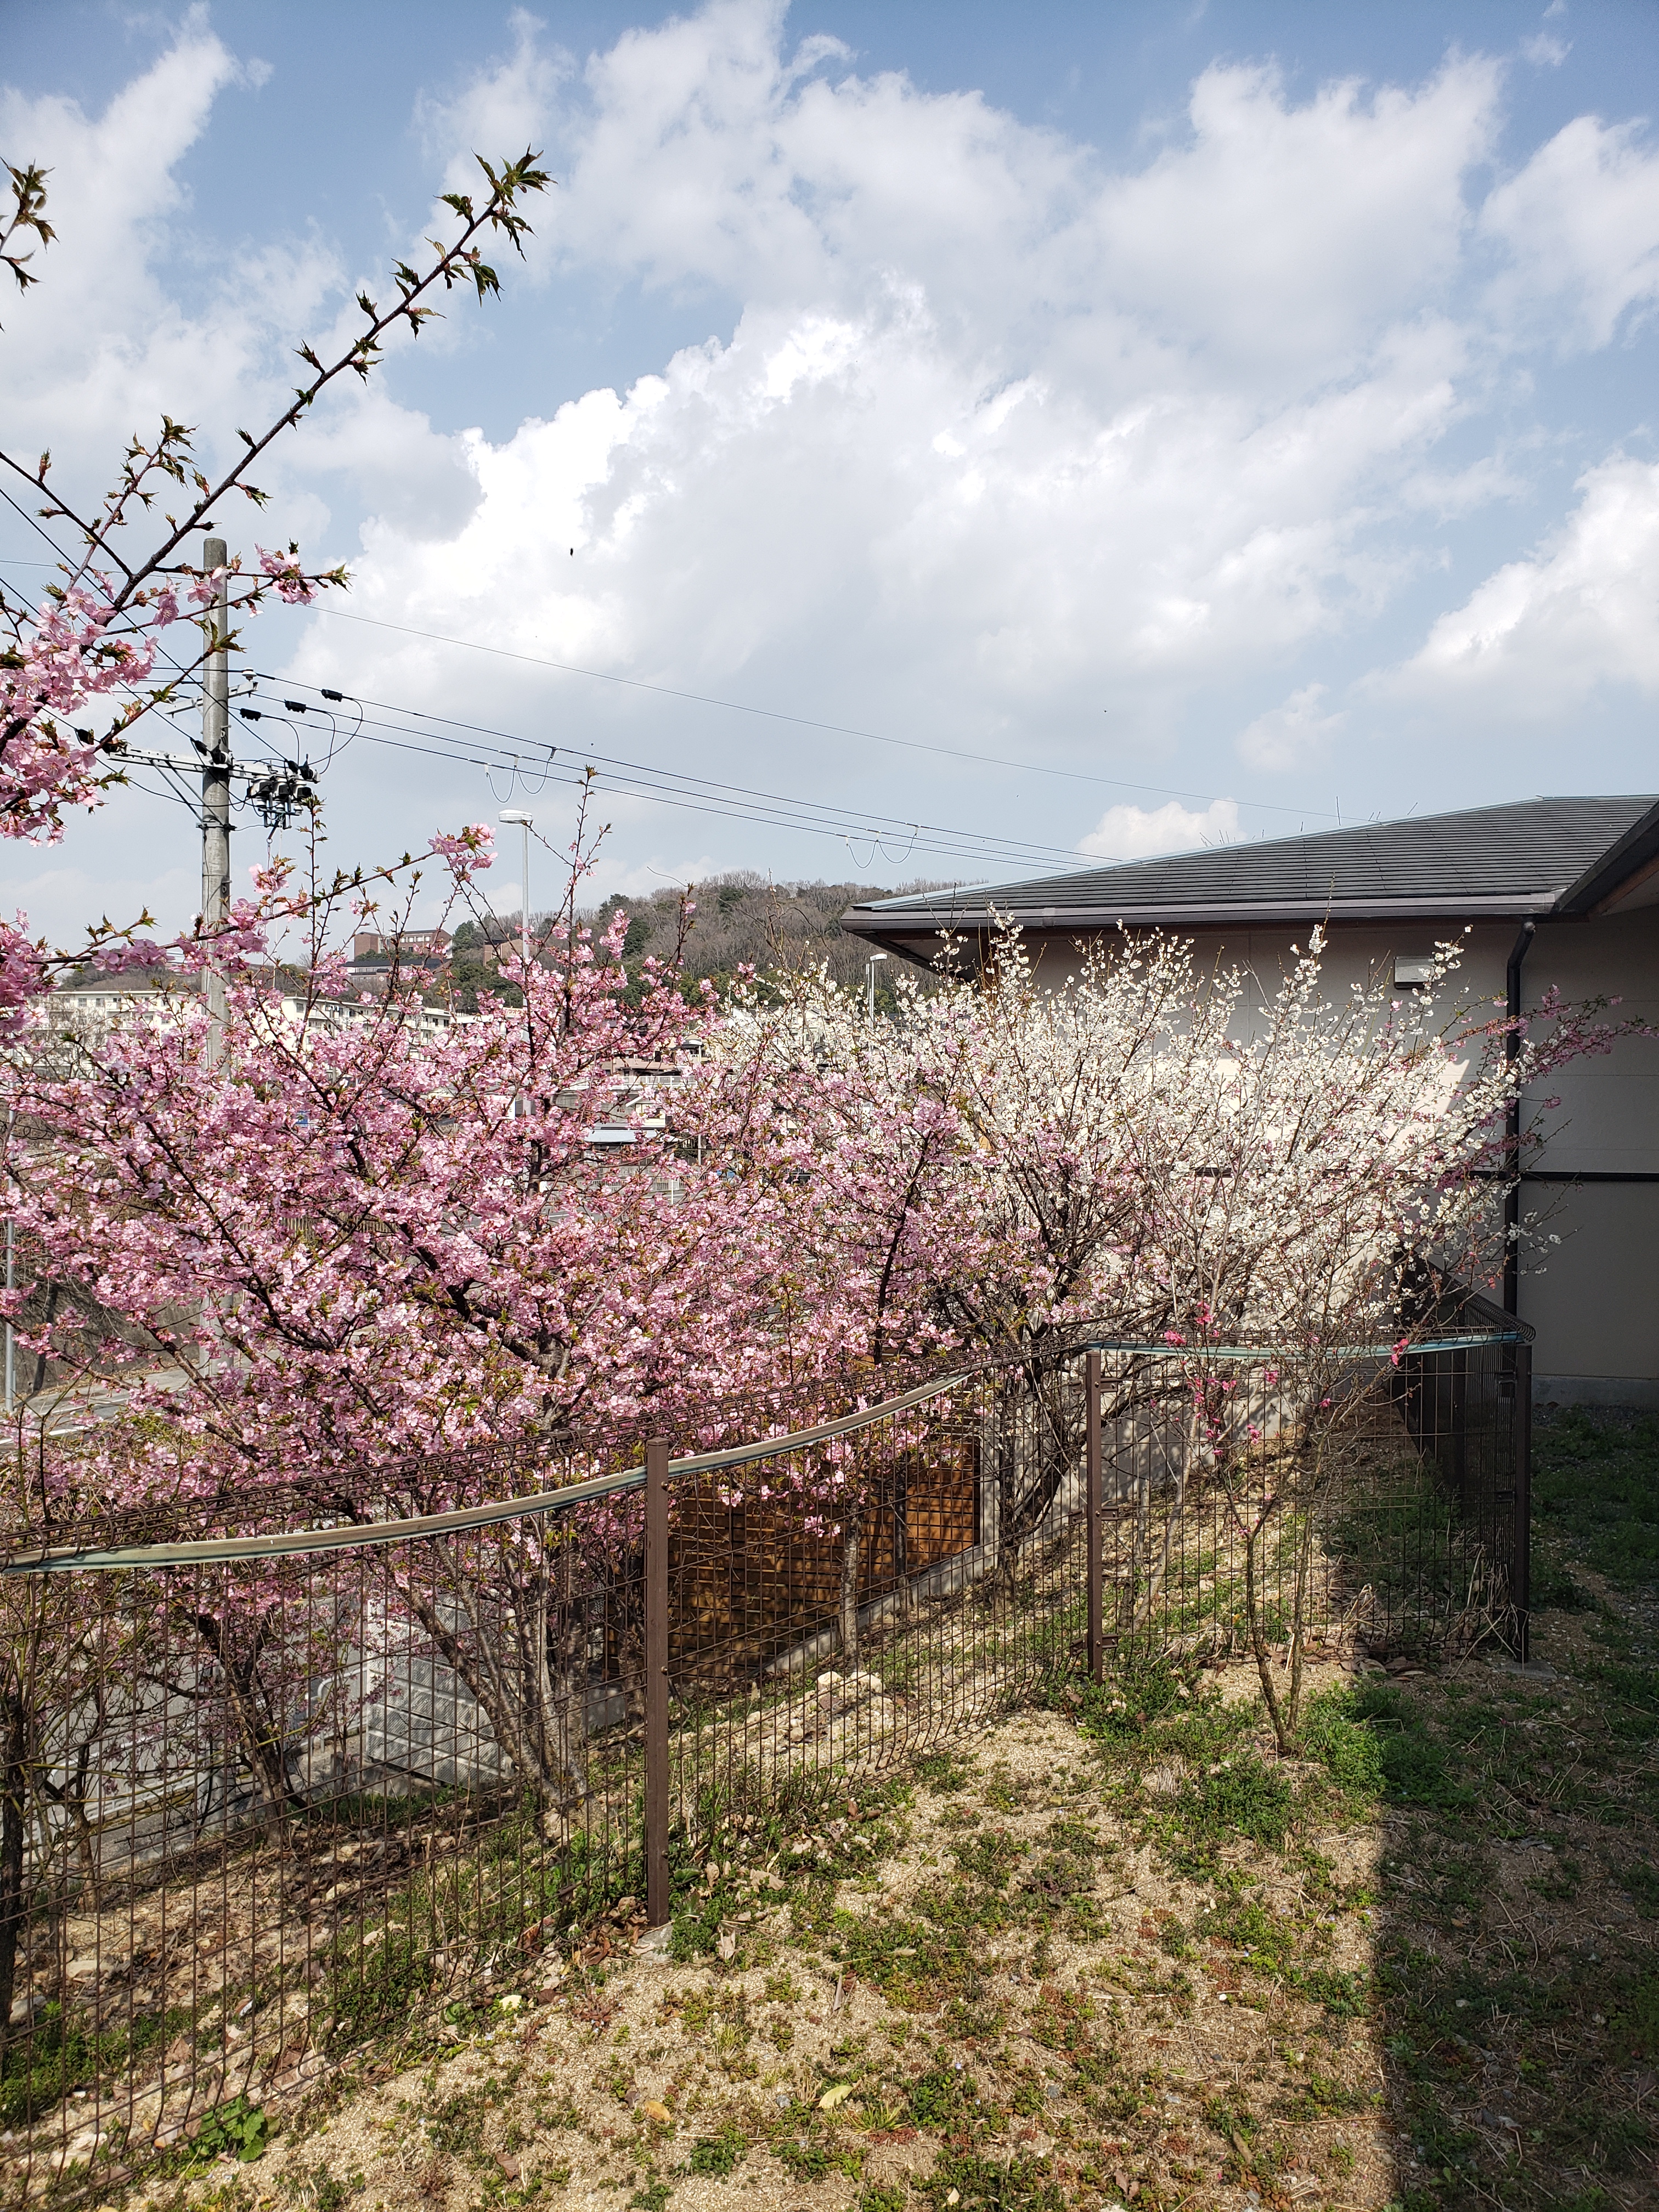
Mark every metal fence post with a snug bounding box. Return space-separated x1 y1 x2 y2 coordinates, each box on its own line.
1086 1348 1103 1683
645 1437 670 1927
1514 1341 1533 1663
1451 1346 1469 1511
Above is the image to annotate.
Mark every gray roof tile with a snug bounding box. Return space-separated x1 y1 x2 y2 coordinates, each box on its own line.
846 795 1659 932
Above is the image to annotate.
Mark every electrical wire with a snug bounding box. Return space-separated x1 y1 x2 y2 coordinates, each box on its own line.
252 678 1097 866
305 602 1339 822
249 675 1098 876
1 532 1332 862
312 715 1060 875
4 538 1334 833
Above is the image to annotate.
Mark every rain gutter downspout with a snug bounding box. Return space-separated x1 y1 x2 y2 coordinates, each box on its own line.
1504 920 1537 1318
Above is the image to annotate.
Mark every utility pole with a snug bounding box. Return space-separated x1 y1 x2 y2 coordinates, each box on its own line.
3 1109 13 1415
3 1214 12 1415
201 536 232 1054
98 541 314 1057
498 809 533 975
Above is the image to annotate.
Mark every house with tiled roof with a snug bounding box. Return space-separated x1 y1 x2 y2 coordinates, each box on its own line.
843 796 1659 1408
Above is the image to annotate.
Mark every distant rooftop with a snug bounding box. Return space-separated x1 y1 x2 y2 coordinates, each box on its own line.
842 795 1659 945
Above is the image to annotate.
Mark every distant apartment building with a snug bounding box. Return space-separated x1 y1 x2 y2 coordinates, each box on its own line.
349 929 452 964
46 975 464 1044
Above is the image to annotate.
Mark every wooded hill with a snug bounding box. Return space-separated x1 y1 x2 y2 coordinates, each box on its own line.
452 874 960 1007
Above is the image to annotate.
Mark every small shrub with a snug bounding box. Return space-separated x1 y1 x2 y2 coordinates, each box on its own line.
1348 1683 1472 1810
1611 1970 1659 2063
913 2149 1062 2211
913 1752 972 1793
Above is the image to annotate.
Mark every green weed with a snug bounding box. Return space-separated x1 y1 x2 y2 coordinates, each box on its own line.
1299 1684 1386 1798
1161 1750 1294 1872
686 2124 748 2177
775 2134 864 2181
190 2095 270 2166
1348 1683 1473 1810
1533 1409 1659 1592
907 2065 980 2128
913 2149 1062 2212
1611 1969 1659 2062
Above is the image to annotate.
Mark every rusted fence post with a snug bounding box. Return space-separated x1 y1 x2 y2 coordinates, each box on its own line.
645 1436 670 1927
1086 1348 1103 1683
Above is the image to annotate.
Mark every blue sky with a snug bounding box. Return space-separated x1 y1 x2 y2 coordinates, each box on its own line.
4 1 1659 941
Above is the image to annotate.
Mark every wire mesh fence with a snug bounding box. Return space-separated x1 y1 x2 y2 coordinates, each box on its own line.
0 1310 1530 2199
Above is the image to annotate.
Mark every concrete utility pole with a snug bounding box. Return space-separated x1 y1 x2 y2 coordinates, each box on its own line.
498 809 533 975
3 1109 13 1415
3 1214 12 1414
201 536 232 1053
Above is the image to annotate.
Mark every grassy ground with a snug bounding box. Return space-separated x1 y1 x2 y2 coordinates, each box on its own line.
1360 1404 1659 2212
108 1410 1656 2212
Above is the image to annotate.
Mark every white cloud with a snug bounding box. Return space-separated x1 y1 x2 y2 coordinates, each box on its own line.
416 11 574 207
311 11 1510 771
1084 58 1500 376
1237 682 1345 770
1520 33 1570 67
12 0 1659 947
1399 455 1659 713
1481 114 1659 351
1080 798 1240 860
0 24 332 515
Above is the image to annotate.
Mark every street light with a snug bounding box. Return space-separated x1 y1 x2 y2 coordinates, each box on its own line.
866 950 889 1020
497 810 533 974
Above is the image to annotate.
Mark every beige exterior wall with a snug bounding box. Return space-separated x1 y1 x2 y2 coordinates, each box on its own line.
1517 906 1659 1403
1520 1183 1659 1402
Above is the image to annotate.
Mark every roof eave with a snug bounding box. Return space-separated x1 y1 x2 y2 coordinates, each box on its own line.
842 892 1564 938
1554 798 1659 915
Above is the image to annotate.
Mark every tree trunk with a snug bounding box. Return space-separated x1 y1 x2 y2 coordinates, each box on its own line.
399 1539 591 1810
995 1386 1020 1595
1244 1516 1292 1755
1283 1506 1316 1741
189 1613 304 1821
0 1680 32 2067
1133 1403 1195 1633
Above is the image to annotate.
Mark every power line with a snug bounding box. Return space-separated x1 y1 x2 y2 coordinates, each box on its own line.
250 678 1096 876
1 538 1330 871
4 544 1335 827
263 681 1095 866
307 602 1338 822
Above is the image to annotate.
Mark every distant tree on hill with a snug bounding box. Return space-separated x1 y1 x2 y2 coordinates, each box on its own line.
578 873 960 1003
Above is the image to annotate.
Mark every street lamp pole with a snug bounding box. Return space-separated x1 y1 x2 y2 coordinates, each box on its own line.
866 950 889 1020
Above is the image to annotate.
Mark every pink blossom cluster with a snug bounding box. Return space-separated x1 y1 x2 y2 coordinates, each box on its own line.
1 575 164 842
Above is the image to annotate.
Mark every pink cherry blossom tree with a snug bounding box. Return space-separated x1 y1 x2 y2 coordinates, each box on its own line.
0 148 549 1026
